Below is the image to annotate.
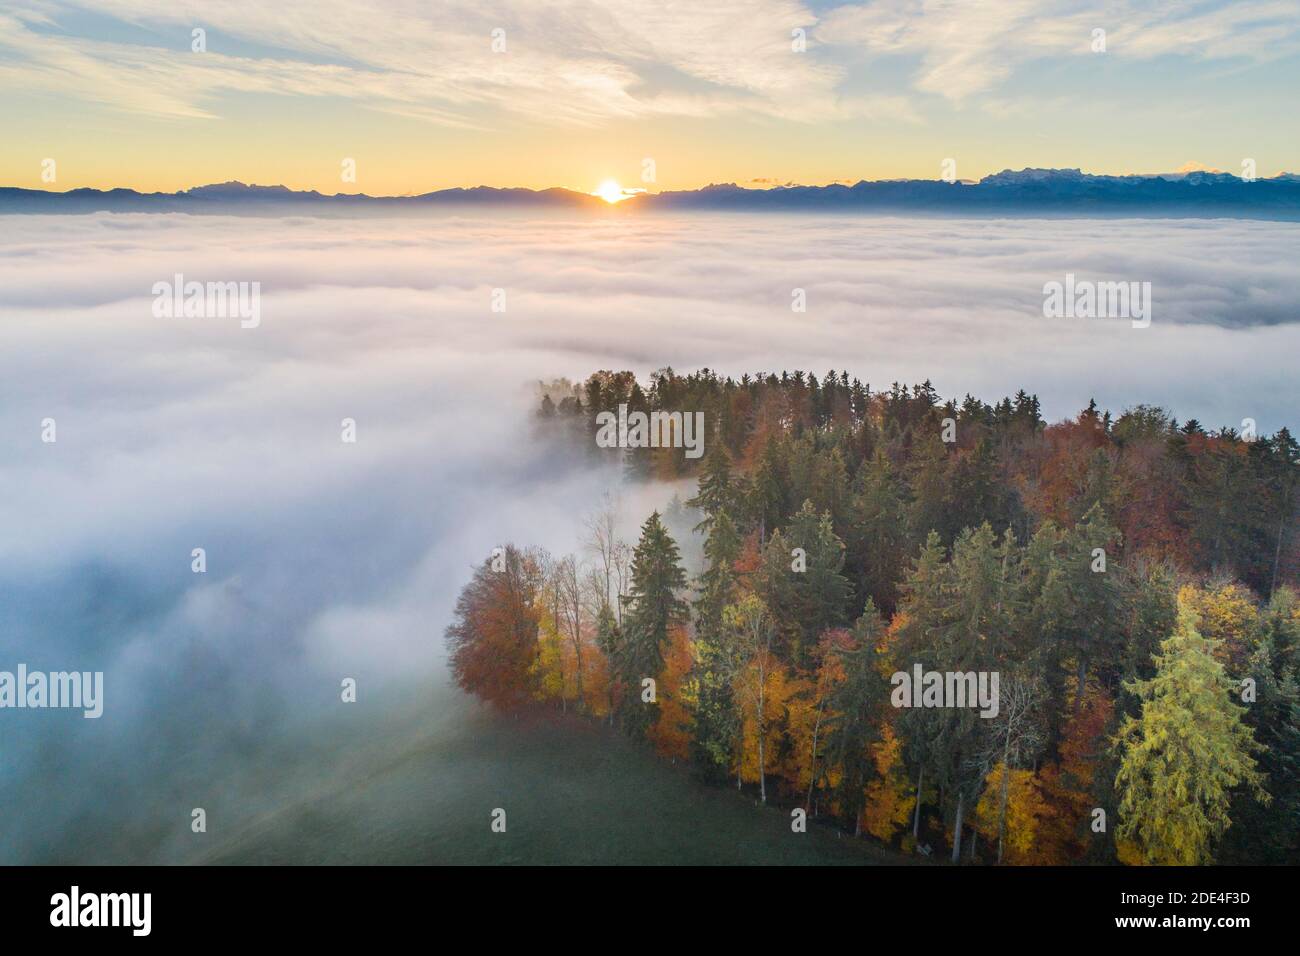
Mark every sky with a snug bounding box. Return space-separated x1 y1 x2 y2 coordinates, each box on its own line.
2 0 1298 194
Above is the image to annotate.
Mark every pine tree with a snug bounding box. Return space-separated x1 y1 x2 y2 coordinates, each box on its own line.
616 511 688 738
1220 639 1300 862
907 433 950 545
1060 503 1124 704
696 510 741 632
1261 428 1300 597
825 602 888 833
848 449 908 615
760 500 851 666
687 440 736 534
750 437 788 543
808 446 852 534
686 509 743 777
1114 595 1269 864
891 532 950 845
622 382 654 482
1184 437 1263 576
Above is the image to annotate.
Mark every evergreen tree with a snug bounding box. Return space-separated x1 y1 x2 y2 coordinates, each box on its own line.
1184 437 1263 576
1261 428 1300 597
907 433 950 545
696 510 741 631
616 511 688 738
939 523 1020 668
760 500 852 666
825 602 888 832
687 440 736 534
847 450 908 615
1220 639 1300 863
808 446 852 535
750 436 788 543
686 510 743 777
891 532 951 844
1060 504 1124 703
1114 596 1269 864
946 439 1007 538
933 523 1017 860
622 382 654 482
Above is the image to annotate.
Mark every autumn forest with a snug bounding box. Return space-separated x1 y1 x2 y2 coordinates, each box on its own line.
446 368 1300 865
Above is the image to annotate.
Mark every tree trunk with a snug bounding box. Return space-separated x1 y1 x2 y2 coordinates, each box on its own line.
998 727 1012 863
1273 517 1285 598
912 766 924 838
806 697 826 812
997 762 1009 864
574 642 584 709
951 790 965 864
757 665 767 804
1074 656 1088 712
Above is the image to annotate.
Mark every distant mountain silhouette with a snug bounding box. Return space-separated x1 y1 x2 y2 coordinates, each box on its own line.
4 169 1299 218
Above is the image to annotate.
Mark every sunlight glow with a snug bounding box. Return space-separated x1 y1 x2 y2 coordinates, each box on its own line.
594 179 630 203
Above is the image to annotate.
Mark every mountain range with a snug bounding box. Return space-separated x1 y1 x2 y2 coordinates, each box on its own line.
4 169 1300 218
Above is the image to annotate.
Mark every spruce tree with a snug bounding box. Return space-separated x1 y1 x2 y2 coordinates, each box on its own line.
687 441 736 534
750 437 788 542
1114 596 1269 864
617 511 688 738
686 509 743 776
826 602 888 832
848 449 908 615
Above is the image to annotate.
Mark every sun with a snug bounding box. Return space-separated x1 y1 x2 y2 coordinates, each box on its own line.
594 179 629 203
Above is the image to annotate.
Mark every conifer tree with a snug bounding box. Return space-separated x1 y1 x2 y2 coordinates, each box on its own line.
825 603 888 833
759 501 851 666
907 433 950 545
616 512 688 738
848 449 909 615
687 440 736 534
1114 595 1269 864
750 437 788 542
686 510 743 777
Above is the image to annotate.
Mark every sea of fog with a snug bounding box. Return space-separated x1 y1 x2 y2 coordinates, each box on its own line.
0 212 1296 863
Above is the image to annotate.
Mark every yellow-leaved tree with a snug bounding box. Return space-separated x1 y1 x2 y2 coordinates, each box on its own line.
1181 581 1261 672
861 721 915 844
1113 595 1269 864
974 765 1050 863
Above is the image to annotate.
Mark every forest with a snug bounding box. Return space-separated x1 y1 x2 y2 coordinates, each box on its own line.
446 368 1300 864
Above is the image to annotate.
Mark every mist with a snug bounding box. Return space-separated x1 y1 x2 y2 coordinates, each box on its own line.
1 210 1296 862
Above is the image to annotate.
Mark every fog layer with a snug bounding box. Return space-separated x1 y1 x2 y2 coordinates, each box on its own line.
0 212 1295 862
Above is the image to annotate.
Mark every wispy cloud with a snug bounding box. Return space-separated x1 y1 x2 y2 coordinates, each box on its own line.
0 1 914 126
816 0 1300 103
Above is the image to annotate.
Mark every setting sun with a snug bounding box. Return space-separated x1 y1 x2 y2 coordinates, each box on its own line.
594 179 629 203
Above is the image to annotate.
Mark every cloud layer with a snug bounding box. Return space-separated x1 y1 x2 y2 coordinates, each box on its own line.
3 1 1295 124
0 209 1296 861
